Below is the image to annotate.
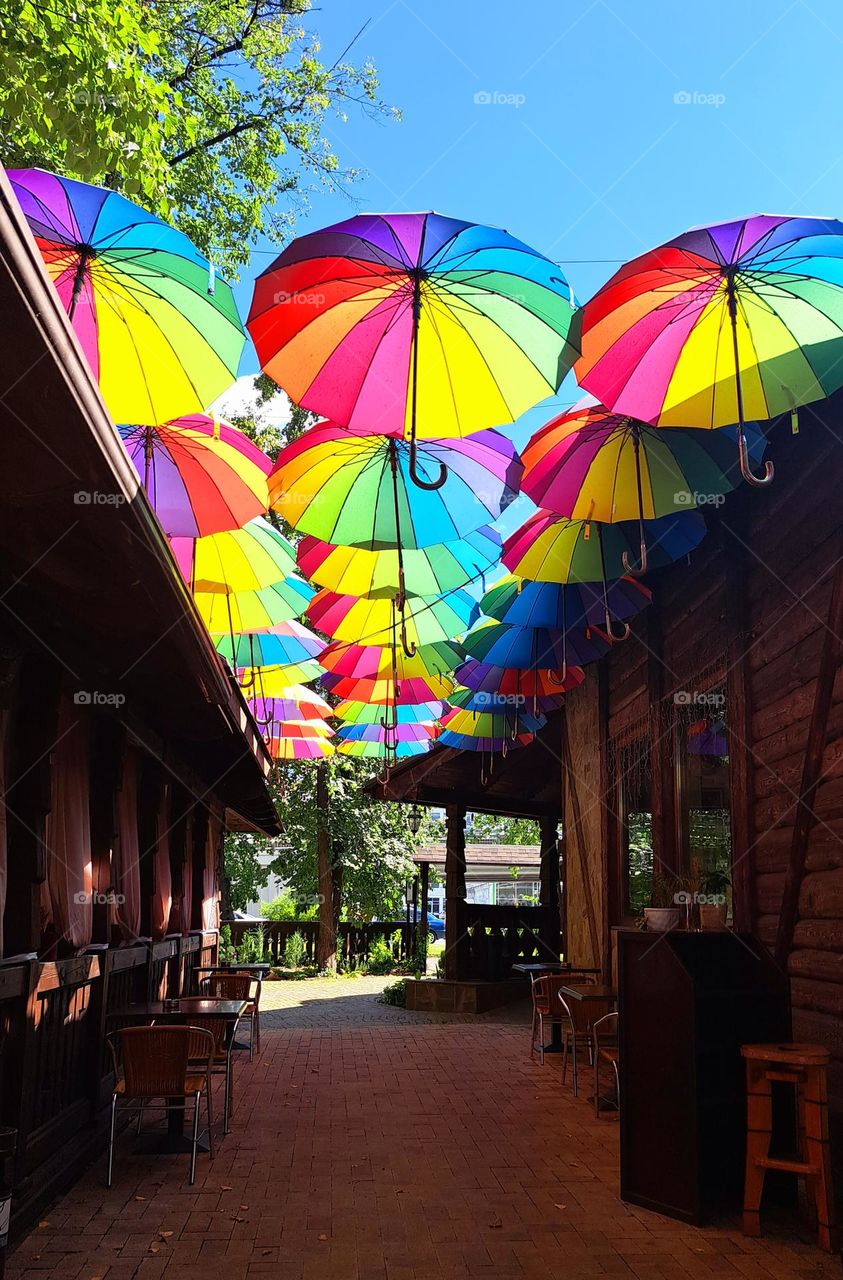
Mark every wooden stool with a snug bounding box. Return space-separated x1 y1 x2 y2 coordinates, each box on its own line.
741 1042 836 1252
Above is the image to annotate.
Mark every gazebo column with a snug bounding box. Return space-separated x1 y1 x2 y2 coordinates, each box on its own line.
444 803 467 980
539 814 562 962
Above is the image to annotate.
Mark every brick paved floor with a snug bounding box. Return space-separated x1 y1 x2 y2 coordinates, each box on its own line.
9 979 840 1280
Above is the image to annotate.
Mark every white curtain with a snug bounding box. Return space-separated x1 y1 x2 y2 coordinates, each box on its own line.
45 698 92 951
151 782 172 940
112 748 141 940
180 808 194 935
202 809 221 932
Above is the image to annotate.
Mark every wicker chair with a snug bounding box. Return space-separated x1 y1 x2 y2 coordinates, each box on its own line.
106 1025 215 1186
592 1012 620 1118
232 970 262 1058
558 991 608 1097
183 1016 236 1135
201 973 255 1060
530 976 569 1065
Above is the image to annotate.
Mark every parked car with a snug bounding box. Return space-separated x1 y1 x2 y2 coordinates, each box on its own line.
425 913 445 943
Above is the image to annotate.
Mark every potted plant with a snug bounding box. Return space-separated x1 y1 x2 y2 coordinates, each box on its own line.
699 869 730 930
644 872 681 932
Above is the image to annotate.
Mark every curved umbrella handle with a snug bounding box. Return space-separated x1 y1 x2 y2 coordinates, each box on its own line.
604 606 631 643
739 428 774 487
400 611 417 659
408 433 447 491
622 537 648 578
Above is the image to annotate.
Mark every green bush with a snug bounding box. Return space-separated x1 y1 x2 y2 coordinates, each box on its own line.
379 978 407 1007
238 926 267 964
219 923 234 965
261 890 319 921
366 933 398 975
283 930 308 969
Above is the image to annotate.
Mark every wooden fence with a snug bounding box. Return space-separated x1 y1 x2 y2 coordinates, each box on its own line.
224 919 413 968
1 931 218 1237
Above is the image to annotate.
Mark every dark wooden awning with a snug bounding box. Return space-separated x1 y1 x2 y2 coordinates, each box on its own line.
366 714 562 818
0 170 279 835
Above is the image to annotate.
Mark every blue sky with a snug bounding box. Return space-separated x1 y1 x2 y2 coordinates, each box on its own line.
230 0 843 534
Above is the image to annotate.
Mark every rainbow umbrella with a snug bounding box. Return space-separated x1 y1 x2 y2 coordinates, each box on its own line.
296 526 501 599
241 661 326 695
307 590 477 650
337 722 436 745
503 510 706 587
336 738 432 760
172 517 298 593
215 621 324 668
439 707 546 743
482 573 651 642
575 215 843 487
448 686 562 715
249 689 333 724
9 169 245 424
269 735 335 761
521 398 765 572
334 699 447 725
321 639 462 683
321 671 454 705
462 618 611 674
194 577 314 632
248 211 579 486
270 425 521 548
438 730 535 753
454 660 584 699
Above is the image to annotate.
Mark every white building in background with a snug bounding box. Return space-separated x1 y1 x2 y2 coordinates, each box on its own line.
413 844 543 916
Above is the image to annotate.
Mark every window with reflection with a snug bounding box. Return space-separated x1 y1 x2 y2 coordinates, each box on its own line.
675 685 732 908
617 737 653 916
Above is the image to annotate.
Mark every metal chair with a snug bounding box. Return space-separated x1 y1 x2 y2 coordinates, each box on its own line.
592 1011 619 1118
232 969 262 1058
530 975 570 1065
106 1025 215 1186
185 1016 236 1135
201 972 256 1059
558 991 607 1096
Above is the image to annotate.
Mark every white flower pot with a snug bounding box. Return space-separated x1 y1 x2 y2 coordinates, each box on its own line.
644 907 680 932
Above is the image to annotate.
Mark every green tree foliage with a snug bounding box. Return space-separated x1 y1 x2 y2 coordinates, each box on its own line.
467 813 541 845
224 758 419 921
0 0 396 272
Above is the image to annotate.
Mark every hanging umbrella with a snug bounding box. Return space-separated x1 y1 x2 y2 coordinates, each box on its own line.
334 699 447 725
439 706 546 741
296 526 501 599
307 590 477 651
270 425 521 547
336 722 437 744
320 639 462 682
482 573 651 640
118 416 270 537
269 735 335 761
214 621 325 668
454 660 585 698
521 398 766 572
194 577 314 633
502 510 706 587
336 738 432 760
438 730 535 753
575 214 843 487
248 211 579 487
461 618 611 674
321 671 455 705
447 686 562 715
172 517 298 593
248 689 333 724
9 169 246 424
241 661 326 695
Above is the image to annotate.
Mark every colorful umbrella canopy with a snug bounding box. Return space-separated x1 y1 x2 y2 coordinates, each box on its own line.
194 577 314 632
271 425 521 548
454 660 585 698
269 735 335 761
241 661 326 695
172 517 298 593
270 719 333 740
438 729 535 753
336 738 432 760
502 510 706 585
439 707 546 739
462 618 611 672
321 671 454 705
296 526 501 599
320 639 462 682
249 689 333 724
334 699 447 725
248 212 580 472
447 686 562 715
307 589 477 649
9 169 246 425
575 215 843 487
482 574 651 634
215 621 324 668
118 416 270 537
521 398 766 522
336 722 436 744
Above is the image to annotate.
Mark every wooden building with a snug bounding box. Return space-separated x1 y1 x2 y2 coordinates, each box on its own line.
0 172 279 1227
375 403 843 1108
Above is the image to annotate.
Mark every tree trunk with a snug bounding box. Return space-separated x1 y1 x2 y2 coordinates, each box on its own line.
316 763 337 971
